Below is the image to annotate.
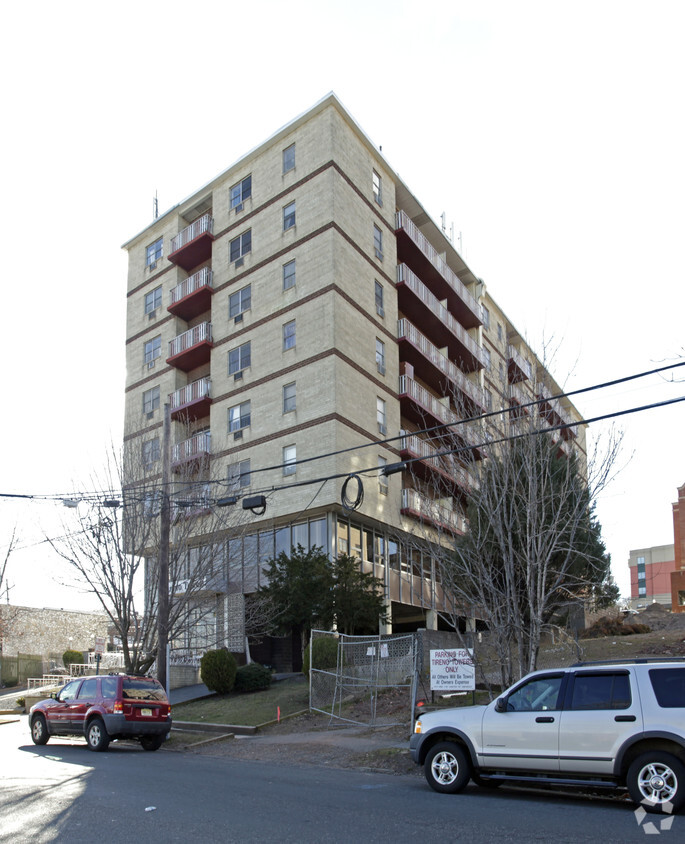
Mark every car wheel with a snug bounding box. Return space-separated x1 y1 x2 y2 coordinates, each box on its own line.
424 741 471 794
31 714 49 746
140 735 164 752
86 718 110 752
627 752 685 814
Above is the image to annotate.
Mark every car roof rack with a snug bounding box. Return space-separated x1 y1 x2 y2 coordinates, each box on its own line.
571 657 685 667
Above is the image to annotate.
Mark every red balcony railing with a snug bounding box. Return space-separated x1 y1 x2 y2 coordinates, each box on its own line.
399 432 478 496
395 210 482 329
168 214 214 271
169 377 211 422
168 267 213 321
508 345 532 383
537 387 578 439
401 488 466 535
167 323 213 371
397 318 486 413
397 264 484 372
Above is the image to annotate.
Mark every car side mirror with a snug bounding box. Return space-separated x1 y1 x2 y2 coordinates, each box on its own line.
494 697 507 713
50 692 59 700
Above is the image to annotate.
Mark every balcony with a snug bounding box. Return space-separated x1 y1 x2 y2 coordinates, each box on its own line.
171 430 210 473
397 265 484 372
401 488 466 535
168 214 214 271
167 322 213 371
395 211 482 329
398 375 485 459
168 267 213 321
399 432 477 497
397 318 486 413
509 382 531 416
537 387 578 440
508 345 532 383
169 377 211 422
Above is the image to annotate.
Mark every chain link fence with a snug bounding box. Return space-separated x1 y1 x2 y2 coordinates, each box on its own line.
309 630 418 727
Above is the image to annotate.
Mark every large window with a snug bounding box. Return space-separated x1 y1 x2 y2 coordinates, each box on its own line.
283 201 296 231
229 285 251 319
230 230 252 262
283 319 296 350
143 386 160 415
229 400 251 432
373 225 383 260
374 280 384 317
145 286 162 315
228 459 251 490
283 445 296 476
228 341 251 375
283 143 295 173
376 339 385 375
283 259 296 290
483 347 491 371
142 438 160 467
507 675 563 712
230 175 252 210
146 237 163 267
569 673 631 710
373 170 382 205
377 397 386 435
378 456 388 491
283 382 296 413
144 336 161 366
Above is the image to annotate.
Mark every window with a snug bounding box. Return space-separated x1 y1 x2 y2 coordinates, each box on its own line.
372 170 382 205
377 397 386 435
283 445 296 476
77 677 97 699
569 673 631 710
283 259 296 290
283 319 296 350
506 675 563 712
283 200 296 231
499 361 505 381
497 322 504 343
376 339 385 374
373 224 383 260
146 237 163 267
484 388 492 412
483 347 491 370
229 400 251 432
482 306 490 329
283 143 295 173
101 676 117 699
649 667 685 707
228 341 251 375
230 229 252 263
230 175 252 210
145 286 162 315
374 280 384 317
228 459 251 490
144 336 161 366
142 438 160 467
283 382 296 413
378 456 388 491
143 386 160 415
229 285 251 319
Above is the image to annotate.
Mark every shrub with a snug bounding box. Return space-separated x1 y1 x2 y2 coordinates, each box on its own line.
15 696 25 709
302 636 339 678
234 663 272 693
62 649 83 668
579 616 651 639
200 649 237 695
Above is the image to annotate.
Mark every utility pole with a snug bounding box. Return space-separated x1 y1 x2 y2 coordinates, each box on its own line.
157 403 171 692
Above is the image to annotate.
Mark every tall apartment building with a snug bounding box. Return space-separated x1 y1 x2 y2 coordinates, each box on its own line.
627 544 676 609
122 93 585 655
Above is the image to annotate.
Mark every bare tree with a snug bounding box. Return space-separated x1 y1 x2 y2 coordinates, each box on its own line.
0 527 19 676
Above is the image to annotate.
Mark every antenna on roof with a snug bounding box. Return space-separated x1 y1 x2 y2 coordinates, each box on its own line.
153 191 159 220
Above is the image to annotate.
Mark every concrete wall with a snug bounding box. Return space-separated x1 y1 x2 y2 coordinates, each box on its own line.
0 604 111 660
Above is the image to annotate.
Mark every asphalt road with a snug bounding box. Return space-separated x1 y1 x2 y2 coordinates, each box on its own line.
0 716 679 842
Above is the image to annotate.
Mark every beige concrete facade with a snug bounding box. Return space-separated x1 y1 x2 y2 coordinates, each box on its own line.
122 93 586 643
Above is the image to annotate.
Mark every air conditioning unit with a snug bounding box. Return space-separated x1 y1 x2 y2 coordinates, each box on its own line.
374 249 383 261
376 306 385 318
235 257 244 268
146 412 155 420
147 360 155 369
377 364 385 375
234 313 243 324
234 430 243 440
148 310 156 320
234 202 243 213
234 371 243 381
378 423 387 435
149 262 157 271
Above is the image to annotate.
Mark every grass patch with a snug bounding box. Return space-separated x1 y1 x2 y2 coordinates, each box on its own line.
173 676 309 726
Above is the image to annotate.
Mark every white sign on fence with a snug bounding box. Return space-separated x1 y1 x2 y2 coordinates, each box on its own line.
429 648 475 691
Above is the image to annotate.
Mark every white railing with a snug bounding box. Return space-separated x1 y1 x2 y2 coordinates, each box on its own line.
401 488 466 533
508 345 532 380
170 214 213 254
395 210 481 323
400 432 478 491
169 377 211 411
172 431 211 464
168 322 212 358
69 664 95 677
509 382 530 409
399 375 483 452
397 318 486 409
170 267 213 305
27 675 65 690
87 652 125 668
397 264 485 366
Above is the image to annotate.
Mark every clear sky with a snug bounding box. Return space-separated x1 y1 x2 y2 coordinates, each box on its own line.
1 0 683 611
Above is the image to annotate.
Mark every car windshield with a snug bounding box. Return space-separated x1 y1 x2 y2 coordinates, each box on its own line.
122 678 167 701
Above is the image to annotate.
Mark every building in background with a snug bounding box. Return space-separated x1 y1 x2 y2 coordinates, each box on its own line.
122 93 586 659
670 482 685 612
627 545 676 609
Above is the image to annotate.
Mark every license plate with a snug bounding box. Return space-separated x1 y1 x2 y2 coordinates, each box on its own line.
141 708 152 717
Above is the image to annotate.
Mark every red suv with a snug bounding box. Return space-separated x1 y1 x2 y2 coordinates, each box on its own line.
29 673 172 752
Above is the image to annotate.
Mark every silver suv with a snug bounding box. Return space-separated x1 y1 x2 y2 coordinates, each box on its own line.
410 658 685 814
